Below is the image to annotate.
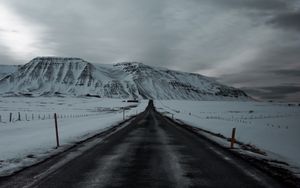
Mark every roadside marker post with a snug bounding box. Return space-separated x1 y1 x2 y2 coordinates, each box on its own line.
230 128 236 149
123 108 125 120
54 113 60 148
9 113 12 122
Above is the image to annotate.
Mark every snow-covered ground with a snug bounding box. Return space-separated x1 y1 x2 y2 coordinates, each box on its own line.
155 100 300 172
1 97 299 177
0 97 148 176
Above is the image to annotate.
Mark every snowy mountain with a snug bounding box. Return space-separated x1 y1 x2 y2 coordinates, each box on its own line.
0 57 250 100
0 65 19 79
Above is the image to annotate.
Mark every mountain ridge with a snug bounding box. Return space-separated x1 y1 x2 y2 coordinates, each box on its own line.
0 64 20 80
0 57 250 100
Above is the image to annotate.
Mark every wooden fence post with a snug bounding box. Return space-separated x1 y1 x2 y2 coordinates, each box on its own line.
54 113 60 148
123 108 125 120
230 128 236 149
10 113 12 122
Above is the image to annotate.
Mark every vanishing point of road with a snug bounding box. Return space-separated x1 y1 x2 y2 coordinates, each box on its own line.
0 100 284 188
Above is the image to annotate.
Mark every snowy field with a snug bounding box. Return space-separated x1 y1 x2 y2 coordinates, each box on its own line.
155 100 300 172
1 98 299 177
0 97 148 176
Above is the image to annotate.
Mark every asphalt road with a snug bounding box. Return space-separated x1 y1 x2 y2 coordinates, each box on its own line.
1 100 284 188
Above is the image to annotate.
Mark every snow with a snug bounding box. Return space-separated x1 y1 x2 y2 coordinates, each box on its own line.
0 97 148 176
2 96 298 177
155 100 300 172
0 58 250 100
0 65 18 79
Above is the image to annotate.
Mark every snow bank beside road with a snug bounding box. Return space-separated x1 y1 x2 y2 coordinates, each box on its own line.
0 97 148 176
155 100 300 171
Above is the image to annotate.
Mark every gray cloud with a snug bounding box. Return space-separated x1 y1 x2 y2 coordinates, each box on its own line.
272 70 300 77
0 0 299 101
243 85 300 101
0 54 19 65
207 0 290 10
268 11 300 31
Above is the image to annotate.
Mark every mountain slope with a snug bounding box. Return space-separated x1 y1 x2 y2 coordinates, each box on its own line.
0 65 19 79
114 62 248 100
0 57 249 100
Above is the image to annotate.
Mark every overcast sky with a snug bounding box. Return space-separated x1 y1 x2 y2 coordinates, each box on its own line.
0 0 299 101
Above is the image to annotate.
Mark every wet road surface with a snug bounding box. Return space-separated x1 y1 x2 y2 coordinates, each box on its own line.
0 101 283 188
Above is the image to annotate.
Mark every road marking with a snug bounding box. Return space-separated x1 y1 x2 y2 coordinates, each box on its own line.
208 146 272 187
23 120 134 188
154 112 191 188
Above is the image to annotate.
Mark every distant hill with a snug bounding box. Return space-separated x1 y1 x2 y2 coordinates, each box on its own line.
0 57 250 100
0 65 19 79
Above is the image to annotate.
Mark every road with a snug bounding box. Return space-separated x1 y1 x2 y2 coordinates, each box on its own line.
1 100 283 188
